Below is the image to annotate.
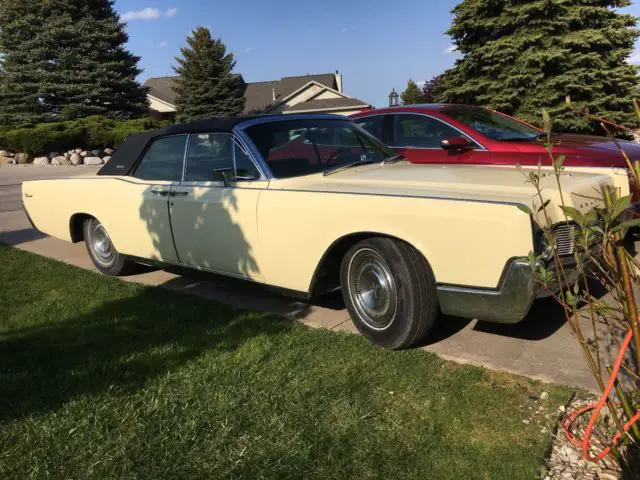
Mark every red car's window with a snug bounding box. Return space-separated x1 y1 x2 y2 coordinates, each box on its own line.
393 114 466 148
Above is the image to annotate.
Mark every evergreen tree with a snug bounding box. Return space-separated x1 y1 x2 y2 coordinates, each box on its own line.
173 27 245 122
438 0 639 133
0 0 51 125
0 0 148 126
401 79 425 105
421 75 442 103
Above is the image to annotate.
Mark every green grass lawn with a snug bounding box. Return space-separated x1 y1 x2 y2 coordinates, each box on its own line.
0 245 573 479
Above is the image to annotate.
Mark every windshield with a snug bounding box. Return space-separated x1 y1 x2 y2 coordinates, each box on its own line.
444 106 540 141
244 119 396 179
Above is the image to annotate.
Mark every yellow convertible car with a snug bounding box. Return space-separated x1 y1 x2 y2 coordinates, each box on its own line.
22 114 627 348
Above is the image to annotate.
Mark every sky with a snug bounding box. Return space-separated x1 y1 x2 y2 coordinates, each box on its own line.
114 0 640 108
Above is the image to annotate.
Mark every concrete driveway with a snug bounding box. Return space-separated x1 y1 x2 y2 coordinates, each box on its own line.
0 166 601 391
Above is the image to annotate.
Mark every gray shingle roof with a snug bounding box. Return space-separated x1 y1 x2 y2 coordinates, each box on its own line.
283 97 369 112
144 73 369 114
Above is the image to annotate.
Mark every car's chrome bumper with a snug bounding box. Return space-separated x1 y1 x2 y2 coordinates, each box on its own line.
436 250 598 324
436 257 538 324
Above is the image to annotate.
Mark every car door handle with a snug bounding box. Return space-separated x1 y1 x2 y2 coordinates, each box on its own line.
150 189 170 196
170 191 189 197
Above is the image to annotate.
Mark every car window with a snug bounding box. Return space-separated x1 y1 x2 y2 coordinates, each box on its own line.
443 106 540 141
393 114 467 148
134 135 187 181
355 116 384 140
245 119 394 179
185 133 259 182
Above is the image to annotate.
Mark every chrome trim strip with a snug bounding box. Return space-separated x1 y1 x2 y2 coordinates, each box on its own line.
181 133 191 182
389 111 487 151
231 127 272 180
30 176 530 208
436 257 538 324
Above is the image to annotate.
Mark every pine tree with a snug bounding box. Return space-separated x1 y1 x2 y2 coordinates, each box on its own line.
0 0 148 126
421 76 442 103
173 27 245 122
438 0 639 133
401 79 425 105
0 0 52 125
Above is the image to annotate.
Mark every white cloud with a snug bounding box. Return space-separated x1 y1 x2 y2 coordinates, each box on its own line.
158 41 168 47
416 80 426 87
445 44 457 54
121 7 178 21
245 47 252 53
340 27 348 33
628 52 640 64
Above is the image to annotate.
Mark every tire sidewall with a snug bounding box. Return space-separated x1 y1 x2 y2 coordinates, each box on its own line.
83 218 127 275
340 237 435 349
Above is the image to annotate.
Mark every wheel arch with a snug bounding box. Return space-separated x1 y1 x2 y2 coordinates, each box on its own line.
69 213 95 243
308 231 431 297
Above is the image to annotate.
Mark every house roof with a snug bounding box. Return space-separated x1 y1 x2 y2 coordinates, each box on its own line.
144 73 370 114
283 97 370 113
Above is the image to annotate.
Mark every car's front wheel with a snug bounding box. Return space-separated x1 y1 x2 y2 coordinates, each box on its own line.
83 217 136 276
340 237 439 349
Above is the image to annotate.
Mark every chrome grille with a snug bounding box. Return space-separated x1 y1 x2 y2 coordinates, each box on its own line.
552 218 604 256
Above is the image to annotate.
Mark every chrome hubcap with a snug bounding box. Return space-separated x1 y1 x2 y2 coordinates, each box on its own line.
91 222 115 265
348 248 397 330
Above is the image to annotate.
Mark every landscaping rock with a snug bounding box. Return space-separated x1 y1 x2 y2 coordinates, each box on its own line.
540 391 549 400
84 156 103 165
75 148 82 154
69 153 82 165
33 156 50 166
102 156 111 163
0 150 14 157
80 150 90 157
0 155 12 165
49 152 60 159
51 155 71 166
104 148 115 155
91 149 103 157
14 153 31 164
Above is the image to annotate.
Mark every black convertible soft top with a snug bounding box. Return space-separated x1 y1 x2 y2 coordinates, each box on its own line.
97 115 272 176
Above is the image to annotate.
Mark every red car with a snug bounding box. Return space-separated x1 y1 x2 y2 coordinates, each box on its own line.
350 104 640 195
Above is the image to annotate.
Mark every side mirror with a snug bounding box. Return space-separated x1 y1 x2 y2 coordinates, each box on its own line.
213 167 236 187
441 136 475 151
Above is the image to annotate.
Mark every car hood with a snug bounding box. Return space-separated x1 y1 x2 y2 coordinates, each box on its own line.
271 162 615 225
512 134 640 165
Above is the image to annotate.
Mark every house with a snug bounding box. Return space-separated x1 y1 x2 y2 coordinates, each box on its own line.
144 71 372 119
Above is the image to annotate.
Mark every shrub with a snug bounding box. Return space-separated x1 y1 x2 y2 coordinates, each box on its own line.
0 116 169 155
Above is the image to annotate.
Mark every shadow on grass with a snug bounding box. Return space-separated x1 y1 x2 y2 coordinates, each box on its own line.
0 287 293 422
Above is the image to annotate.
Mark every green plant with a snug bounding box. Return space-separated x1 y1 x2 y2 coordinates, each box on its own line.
0 116 169 155
520 107 640 473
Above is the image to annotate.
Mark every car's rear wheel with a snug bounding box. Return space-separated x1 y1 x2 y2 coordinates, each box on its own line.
340 237 439 349
84 217 136 276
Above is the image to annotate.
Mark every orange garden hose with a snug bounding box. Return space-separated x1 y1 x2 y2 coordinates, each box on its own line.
562 320 640 462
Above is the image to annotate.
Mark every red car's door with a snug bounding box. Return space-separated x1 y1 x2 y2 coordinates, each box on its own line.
389 113 491 165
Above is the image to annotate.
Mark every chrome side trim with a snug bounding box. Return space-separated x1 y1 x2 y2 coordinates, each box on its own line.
436 257 538 324
389 111 487 151
232 126 273 180
181 133 192 182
